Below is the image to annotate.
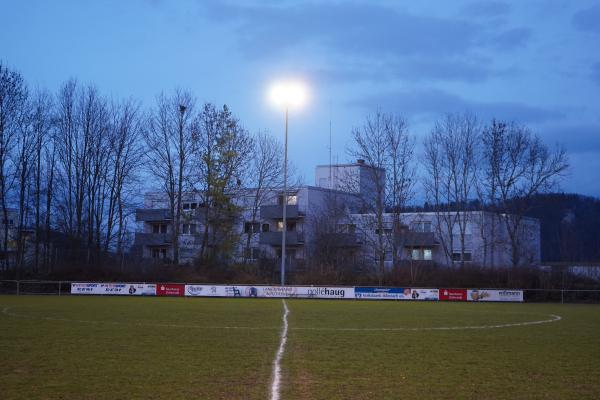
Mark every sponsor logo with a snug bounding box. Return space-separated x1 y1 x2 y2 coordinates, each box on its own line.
307 287 346 298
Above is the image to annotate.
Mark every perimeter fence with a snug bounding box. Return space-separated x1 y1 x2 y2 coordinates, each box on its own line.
1 280 600 303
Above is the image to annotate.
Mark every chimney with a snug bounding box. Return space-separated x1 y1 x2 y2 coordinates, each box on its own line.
357 159 365 165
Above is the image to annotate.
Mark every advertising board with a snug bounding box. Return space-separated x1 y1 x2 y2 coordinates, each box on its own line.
467 289 523 302
183 285 353 299
71 283 156 296
355 287 412 300
156 283 185 296
410 288 440 301
439 288 468 301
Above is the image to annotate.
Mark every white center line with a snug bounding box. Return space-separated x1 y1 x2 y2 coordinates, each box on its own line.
270 299 289 400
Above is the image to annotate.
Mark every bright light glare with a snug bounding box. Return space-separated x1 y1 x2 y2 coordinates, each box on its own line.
269 80 308 109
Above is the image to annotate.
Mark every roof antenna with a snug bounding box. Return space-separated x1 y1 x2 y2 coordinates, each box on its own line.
329 101 333 189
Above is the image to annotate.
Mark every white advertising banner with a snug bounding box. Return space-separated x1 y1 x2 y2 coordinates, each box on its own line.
410 288 440 301
467 289 523 302
184 285 353 299
71 282 156 296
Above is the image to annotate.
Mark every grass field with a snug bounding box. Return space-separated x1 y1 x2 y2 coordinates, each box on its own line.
1 296 599 399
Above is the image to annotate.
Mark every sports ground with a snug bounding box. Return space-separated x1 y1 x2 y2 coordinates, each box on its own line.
1 296 599 399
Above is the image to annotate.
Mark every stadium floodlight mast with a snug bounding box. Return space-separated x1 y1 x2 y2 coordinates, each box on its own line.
268 80 308 286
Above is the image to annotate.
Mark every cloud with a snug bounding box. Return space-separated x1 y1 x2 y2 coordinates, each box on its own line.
543 124 600 154
572 4 600 34
487 27 531 50
347 87 564 124
462 1 511 18
201 1 529 58
591 62 600 85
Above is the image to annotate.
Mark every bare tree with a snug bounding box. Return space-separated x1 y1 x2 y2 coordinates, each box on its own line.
104 99 144 257
243 131 283 263
423 113 478 267
481 120 568 266
145 90 195 265
29 89 53 273
384 115 416 268
347 112 389 284
0 63 27 272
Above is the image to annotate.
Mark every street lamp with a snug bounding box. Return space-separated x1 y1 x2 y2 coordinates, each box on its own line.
268 80 308 286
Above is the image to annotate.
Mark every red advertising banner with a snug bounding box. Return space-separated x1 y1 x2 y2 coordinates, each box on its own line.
156 283 185 296
439 288 467 301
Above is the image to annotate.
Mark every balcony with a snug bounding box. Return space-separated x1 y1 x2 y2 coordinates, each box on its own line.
133 233 172 247
401 231 438 247
259 231 305 246
135 209 171 222
260 205 304 219
321 233 362 247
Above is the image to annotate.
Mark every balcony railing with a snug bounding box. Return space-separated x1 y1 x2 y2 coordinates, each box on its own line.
259 231 305 246
135 209 171 222
401 231 438 247
321 232 362 247
133 233 172 247
260 205 304 219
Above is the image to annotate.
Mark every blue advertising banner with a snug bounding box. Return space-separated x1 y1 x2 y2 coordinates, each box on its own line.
355 287 412 300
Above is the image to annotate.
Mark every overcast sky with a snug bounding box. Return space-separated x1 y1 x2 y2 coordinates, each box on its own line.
2 0 599 197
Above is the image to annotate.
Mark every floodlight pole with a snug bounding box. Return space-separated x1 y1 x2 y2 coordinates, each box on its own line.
281 106 289 286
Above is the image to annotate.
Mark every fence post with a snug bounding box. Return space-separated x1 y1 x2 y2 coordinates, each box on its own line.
58 281 61 296
16 280 19 296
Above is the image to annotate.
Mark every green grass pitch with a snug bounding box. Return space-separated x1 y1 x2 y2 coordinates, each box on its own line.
1 295 599 399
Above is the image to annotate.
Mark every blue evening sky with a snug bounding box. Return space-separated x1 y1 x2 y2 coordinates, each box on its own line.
2 0 599 197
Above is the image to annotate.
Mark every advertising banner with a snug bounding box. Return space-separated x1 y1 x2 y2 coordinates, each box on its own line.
467 289 523 302
71 283 156 296
184 285 353 299
410 288 440 301
156 283 185 296
355 287 412 300
439 288 468 301
185 285 251 297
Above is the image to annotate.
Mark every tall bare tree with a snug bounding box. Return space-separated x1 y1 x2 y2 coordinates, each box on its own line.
348 112 389 284
423 112 478 267
384 115 416 268
243 131 283 263
0 63 27 271
481 120 568 266
145 90 194 264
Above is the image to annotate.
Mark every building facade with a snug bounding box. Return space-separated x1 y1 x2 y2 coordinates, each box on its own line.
133 161 541 268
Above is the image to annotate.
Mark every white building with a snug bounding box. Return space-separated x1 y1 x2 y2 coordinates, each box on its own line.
133 161 540 268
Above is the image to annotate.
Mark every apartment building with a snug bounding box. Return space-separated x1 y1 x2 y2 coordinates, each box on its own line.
133 161 540 268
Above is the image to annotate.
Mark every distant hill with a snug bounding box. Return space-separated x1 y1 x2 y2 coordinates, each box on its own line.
526 193 600 262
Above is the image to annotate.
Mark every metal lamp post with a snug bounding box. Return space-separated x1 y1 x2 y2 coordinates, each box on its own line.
281 106 289 286
269 80 307 287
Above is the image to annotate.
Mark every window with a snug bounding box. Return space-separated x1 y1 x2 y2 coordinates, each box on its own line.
451 252 472 262
411 221 432 232
245 247 261 260
183 203 190 210
423 248 432 261
411 249 421 260
151 248 167 259
244 222 260 233
182 224 196 235
277 221 295 232
278 194 298 205
190 203 197 210
152 223 167 234
262 223 270 233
